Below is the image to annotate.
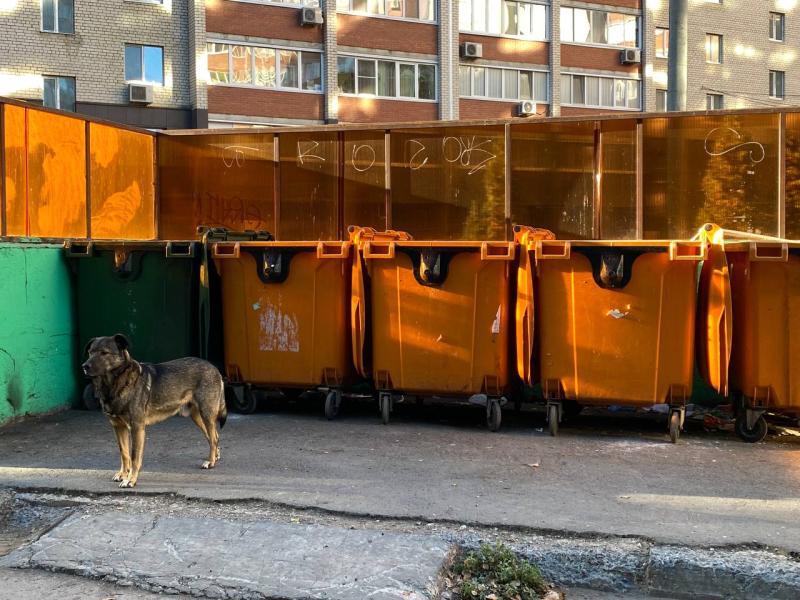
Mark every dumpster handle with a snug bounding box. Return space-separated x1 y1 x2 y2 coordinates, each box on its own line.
669 241 708 261
165 241 195 258
697 245 732 396
363 241 395 259
212 242 241 259
515 242 535 385
317 241 351 259
481 242 516 261
535 240 571 260
750 242 789 262
64 240 93 257
350 250 368 378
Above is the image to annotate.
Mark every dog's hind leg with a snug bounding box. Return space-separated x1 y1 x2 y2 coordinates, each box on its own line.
121 426 145 488
111 424 131 483
189 406 216 469
200 414 220 470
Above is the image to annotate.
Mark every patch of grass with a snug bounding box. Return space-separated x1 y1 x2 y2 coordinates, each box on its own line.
449 543 551 600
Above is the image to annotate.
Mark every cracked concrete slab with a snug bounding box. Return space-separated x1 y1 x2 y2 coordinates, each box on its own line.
1 512 453 600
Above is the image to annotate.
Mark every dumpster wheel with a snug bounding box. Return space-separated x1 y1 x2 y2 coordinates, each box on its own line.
735 413 768 443
487 398 502 432
324 390 342 421
547 403 560 437
230 385 258 415
668 411 681 444
379 392 392 425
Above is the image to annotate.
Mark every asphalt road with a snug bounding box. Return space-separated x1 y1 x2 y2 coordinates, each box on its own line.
1 401 798 552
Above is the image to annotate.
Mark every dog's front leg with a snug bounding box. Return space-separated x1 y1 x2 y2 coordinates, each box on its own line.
121 426 145 488
112 424 131 482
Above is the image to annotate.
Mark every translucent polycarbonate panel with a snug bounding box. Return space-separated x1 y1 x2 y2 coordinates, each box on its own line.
278 131 339 240
158 133 275 239
510 121 596 239
600 120 637 239
785 112 800 238
643 113 780 239
390 125 506 240
90 124 155 239
27 109 86 238
343 130 387 232
3 104 27 236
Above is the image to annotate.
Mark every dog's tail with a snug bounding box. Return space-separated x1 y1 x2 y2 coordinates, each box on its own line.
217 378 228 429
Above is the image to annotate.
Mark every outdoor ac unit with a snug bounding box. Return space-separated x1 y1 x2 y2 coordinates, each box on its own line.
299 7 323 26
517 100 537 117
460 42 483 59
620 49 641 64
128 83 154 104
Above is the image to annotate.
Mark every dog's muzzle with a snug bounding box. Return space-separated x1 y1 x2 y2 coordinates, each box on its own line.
82 363 91 376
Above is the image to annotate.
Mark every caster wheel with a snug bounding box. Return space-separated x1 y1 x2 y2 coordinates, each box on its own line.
547 404 559 437
669 411 681 444
487 399 502 432
380 394 391 425
232 386 258 414
82 383 99 411
735 413 768 443
324 390 341 421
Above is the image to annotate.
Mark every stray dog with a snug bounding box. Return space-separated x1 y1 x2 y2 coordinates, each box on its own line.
82 335 227 488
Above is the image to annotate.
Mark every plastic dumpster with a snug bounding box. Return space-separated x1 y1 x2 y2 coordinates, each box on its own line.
514 225 731 442
211 237 354 417
65 240 204 409
724 239 800 442
350 227 516 430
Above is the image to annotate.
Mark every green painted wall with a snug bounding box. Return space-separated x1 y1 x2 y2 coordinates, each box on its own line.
0 243 79 426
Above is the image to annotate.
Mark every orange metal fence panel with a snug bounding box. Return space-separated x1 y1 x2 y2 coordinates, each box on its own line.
3 104 27 236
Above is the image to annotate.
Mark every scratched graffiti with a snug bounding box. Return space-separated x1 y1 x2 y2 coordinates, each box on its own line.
704 127 766 165
258 299 300 353
406 136 497 174
297 140 326 165
350 143 377 172
222 145 260 168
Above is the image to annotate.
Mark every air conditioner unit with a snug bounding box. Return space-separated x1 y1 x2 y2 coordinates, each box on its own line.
128 83 154 104
620 49 641 64
517 100 537 117
299 7 323 26
460 42 483 59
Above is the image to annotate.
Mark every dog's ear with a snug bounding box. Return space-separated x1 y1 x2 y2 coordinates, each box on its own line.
84 338 97 356
113 334 131 352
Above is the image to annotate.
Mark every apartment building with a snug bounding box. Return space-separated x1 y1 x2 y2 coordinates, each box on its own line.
0 0 207 128
0 0 795 128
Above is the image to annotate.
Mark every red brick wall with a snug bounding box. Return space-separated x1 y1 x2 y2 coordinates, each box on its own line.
208 86 324 120
459 34 548 65
337 14 437 55
560 44 641 75
337 96 438 123
206 1 322 43
594 0 640 9
560 106 628 117
459 99 547 120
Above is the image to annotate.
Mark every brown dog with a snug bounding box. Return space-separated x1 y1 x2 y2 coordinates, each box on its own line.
82 334 227 488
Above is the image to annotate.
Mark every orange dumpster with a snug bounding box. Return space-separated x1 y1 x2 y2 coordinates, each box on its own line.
212 237 353 418
725 240 800 442
515 225 731 442
350 227 516 430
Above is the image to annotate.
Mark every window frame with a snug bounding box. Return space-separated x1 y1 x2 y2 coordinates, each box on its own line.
770 70 786 100
336 0 436 23
337 54 438 101
205 41 324 94
560 72 641 111
41 0 75 34
125 44 165 85
705 93 723 110
459 64 549 103
560 6 639 49
42 75 76 111
459 0 549 41
769 12 785 42
655 89 667 112
705 33 723 64
654 27 669 58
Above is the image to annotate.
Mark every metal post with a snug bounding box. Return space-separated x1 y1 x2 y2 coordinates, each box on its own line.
667 0 688 111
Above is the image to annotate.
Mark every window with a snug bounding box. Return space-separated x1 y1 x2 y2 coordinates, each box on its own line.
206 43 323 92
706 93 723 110
460 0 547 40
125 44 164 85
655 89 667 112
770 70 785 99
770 13 785 42
459 64 548 102
337 0 434 21
337 56 436 100
42 0 74 34
655 27 668 58
42 76 75 111
560 7 638 48
561 73 640 109
705 33 722 63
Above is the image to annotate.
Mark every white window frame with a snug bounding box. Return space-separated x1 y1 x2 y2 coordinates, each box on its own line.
228 0 319 6
42 75 76 111
337 54 438 101
560 72 641 111
705 93 723 110
770 70 785 99
125 44 165 85
705 33 722 64
206 41 324 94
459 0 549 41
655 89 667 112
769 12 785 42
459 64 548 103
655 27 668 58
41 0 74 34
336 0 436 24
560 6 640 49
